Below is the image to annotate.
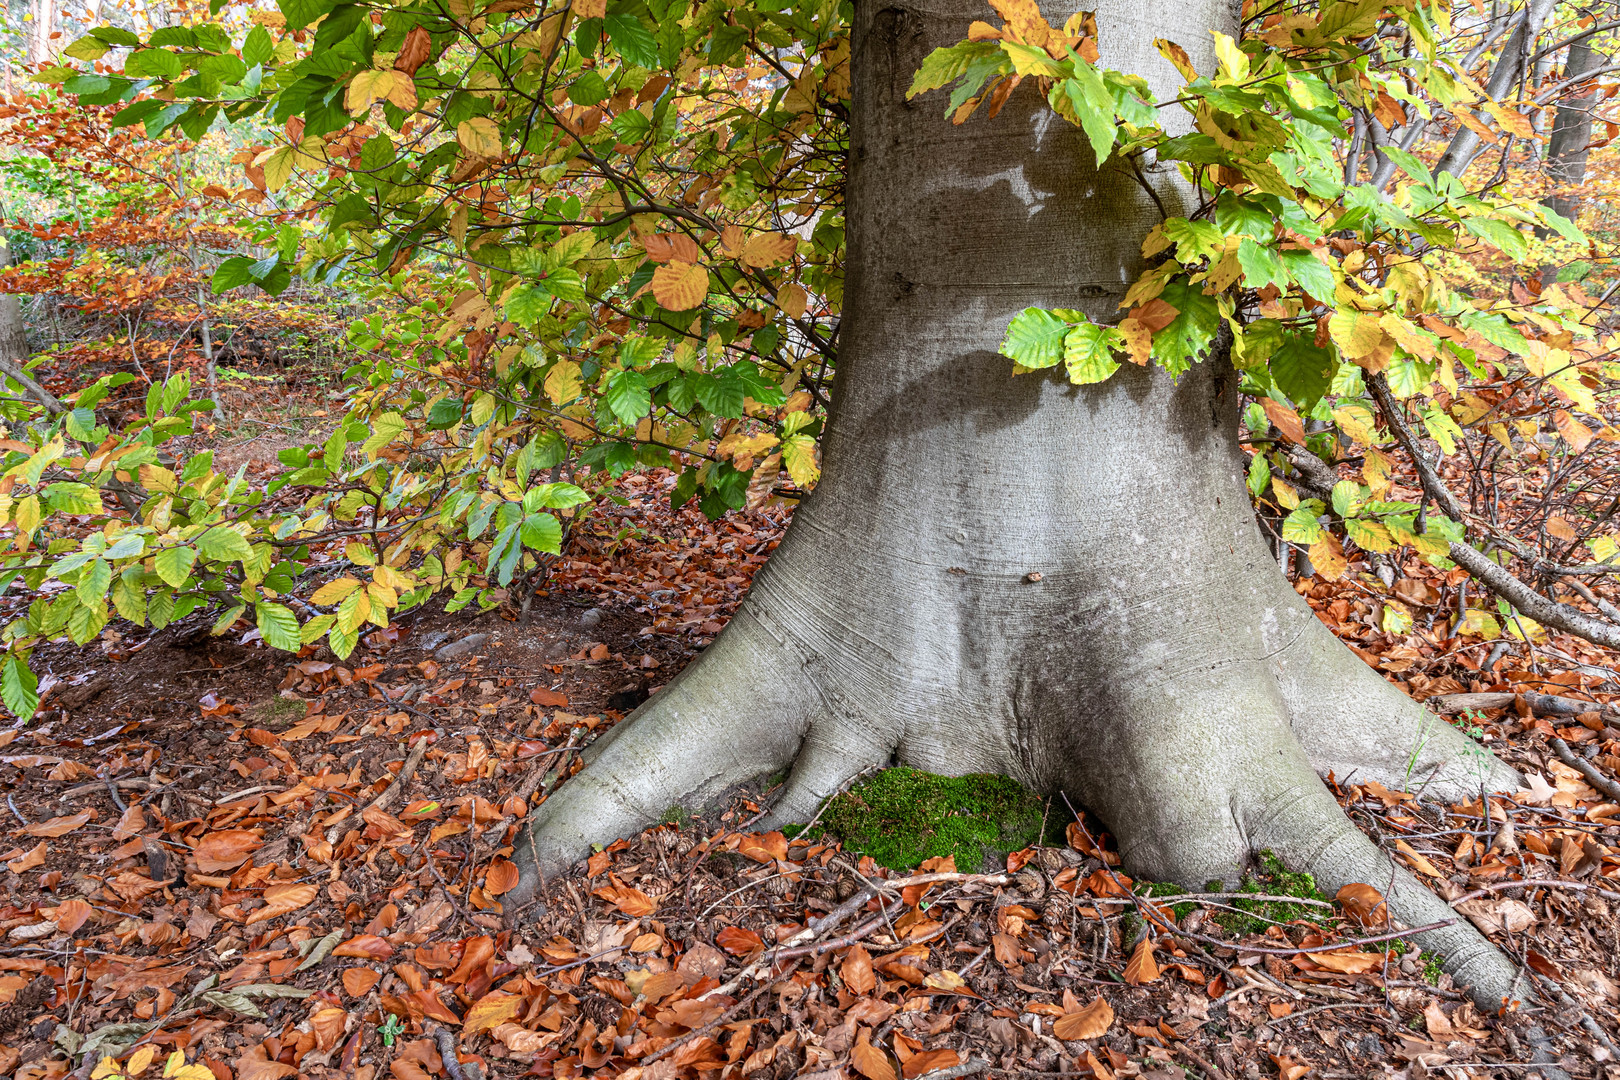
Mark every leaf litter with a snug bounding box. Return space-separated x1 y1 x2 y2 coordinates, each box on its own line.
0 472 1615 1080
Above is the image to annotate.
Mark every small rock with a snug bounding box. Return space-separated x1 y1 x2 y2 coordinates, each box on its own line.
436 633 489 661
544 640 571 660
418 630 451 652
579 607 604 629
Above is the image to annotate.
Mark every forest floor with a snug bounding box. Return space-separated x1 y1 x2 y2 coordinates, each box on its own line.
0 380 1618 1080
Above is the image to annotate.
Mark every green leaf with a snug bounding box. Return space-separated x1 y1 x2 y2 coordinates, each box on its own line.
212 256 259 293
1063 323 1123 385
1057 57 1117 166
604 370 651 424
255 602 301 652
1463 216 1528 259
75 558 112 607
1330 480 1364 519
1150 282 1221 377
1279 249 1335 302
1281 504 1324 544
1270 336 1334 407
195 526 255 564
520 513 563 554
362 412 407 457
1 655 38 720
1236 238 1286 292
124 48 183 79
604 13 660 68
1000 308 1070 369
44 482 101 514
907 40 1003 99
154 546 197 588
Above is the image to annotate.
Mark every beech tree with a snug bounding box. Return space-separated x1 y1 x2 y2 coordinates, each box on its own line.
33 0 1618 1011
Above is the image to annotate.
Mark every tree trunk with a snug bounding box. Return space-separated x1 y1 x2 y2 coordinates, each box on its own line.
513 0 1529 1008
1539 35 1601 235
29 0 53 66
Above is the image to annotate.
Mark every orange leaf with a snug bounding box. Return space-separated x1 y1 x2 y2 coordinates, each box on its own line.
735 831 788 863
53 897 91 934
111 802 146 841
1262 398 1306 445
1271 1054 1311 1080
6 841 46 873
310 1006 348 1052
841 944 876 996
333 934 395 959
194 829 262 873
1123 938 1159 985
716 925 765 956
650 261 709 310
245 882 318 925
1302 947 1382 974
529 687 568 707
21 812 90 838
485 858 519 896
901 1049 960 1079
343 968 381 997
1393 838 1443 878
1052 996 1114 1041
1335 882 1387 927
593 883 658 917
851 1031 896 1080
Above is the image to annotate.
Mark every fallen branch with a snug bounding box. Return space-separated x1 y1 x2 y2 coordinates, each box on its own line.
1550 738 1620 801
1449 878 1620 907
1428 692 1614 720
326 735 430 844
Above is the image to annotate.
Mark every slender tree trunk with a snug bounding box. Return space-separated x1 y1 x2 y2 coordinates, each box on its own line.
0 243 62 414
1539 36 1601 234
29 0 54 66
512 0 1529 1008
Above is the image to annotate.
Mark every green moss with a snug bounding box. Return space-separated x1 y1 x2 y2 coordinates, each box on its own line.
246 697 308 727
1214 850 1329 936
1423 955 1443 985
799 768 1055 871
660 804 692 828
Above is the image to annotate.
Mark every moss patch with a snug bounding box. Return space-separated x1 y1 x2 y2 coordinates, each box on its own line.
798 768 1054 871
1213 850 1329 936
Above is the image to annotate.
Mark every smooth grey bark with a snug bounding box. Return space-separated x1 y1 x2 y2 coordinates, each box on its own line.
1539 35 1601 235
512 0 1530 1009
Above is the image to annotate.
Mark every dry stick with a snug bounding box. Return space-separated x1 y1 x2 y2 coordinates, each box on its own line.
326 735 430 844
1449 878 1620 907
913 1060 990 1080
514 735 578 805
1537 974 1619 1057
641 961 797 1065
1549 737 1620 801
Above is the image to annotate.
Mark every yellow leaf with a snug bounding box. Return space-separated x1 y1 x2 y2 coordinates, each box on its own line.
989 0 1054 47
651 261 709 310
345 69 395 112
126 1048 156 1077
457 116 503 158
781 433 819 487
544 360 583 405
1270 477 1299 510
310 577 362 605
254 145 297 192
573 0 605 15
1308 533 1348 581
741 232 797 268
90 1058 123 1080
777 282 807 318
1328 309 1393 370
464 991 524 1037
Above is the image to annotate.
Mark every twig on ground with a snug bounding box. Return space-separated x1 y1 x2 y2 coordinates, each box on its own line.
102 775 127 813
326 734 430 843
428 1025 486 1080
642 963 797 1064
1550 737 1620 801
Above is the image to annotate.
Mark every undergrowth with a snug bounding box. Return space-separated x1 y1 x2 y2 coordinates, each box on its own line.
1211 850 1329 935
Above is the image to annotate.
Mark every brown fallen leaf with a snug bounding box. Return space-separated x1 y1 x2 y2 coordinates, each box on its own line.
1053 996 1114 1041
842 944 877 996
6 842 46 873
1123 937 1159 985
484 858 519 896
1335 882 1388 926
194 829 262 873
52 898 91 934
245 882 318 926
463 990 523 1037
343 967 381 997
21 812 90 838
851 1030 896 1080
1393 838 1443 878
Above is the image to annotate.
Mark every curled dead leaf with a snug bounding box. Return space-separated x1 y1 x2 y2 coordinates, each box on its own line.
1052 995 1114 1041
